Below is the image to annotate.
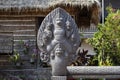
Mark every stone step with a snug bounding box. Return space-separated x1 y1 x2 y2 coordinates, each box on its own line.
13 39 36 51
15 29 35 32
13 34 36 37
13 45 36 52
81 33 94 38
0 55 10 66
0 55 10 59
13 40 36 46
13 39 36 47
0 62 12 67
13 30 36 35
2 24 35 27
0 19 35 22
13 35 36 40
0 25 36 32
0 60 10 63
0 21 35 25
13 39 36 42
0 17 35 20
13 44 36 51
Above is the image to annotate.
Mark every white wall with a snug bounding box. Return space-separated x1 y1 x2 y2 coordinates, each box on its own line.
80 39 96 55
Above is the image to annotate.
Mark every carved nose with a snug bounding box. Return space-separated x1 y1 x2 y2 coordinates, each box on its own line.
56 21 62 25
56 18 63 25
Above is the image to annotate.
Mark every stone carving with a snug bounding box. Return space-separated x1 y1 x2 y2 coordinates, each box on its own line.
37 7 80 76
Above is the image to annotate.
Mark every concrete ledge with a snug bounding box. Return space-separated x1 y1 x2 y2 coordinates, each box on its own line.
67 66 120 75
67 66 120 79
68 75 120 79
51 76 67 80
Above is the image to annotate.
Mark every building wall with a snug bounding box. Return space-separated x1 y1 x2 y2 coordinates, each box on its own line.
0 4 101 79
0 14 78 69
80 39 96 56
0 16 37 69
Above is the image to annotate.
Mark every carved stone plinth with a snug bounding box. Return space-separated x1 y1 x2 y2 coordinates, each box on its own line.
51 76 67 80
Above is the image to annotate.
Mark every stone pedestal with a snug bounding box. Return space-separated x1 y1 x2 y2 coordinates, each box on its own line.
51 76 67 80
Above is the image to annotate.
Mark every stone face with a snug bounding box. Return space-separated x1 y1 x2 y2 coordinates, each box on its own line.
37 7 80 76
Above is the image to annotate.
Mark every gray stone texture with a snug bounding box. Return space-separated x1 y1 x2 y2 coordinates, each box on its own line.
67 66 120 79
1 66 120 80
51 76 67 80
0 68 51 80
0 32 13 54
67 66 120 75
37 7 80 76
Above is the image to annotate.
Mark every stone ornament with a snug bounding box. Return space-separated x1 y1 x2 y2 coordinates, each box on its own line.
37 7 80 76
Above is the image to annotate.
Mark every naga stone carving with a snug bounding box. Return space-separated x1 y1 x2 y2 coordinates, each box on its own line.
37 7 80 76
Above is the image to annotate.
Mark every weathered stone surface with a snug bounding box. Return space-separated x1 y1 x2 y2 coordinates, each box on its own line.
37 7 80 76
67 66 120 75
68 75 120 79
0 33 13 54
1 67 120 80
67 66 120 79
0 68 51 80
51 76 67 80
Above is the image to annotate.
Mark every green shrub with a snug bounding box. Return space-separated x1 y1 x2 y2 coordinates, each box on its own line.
87 6 120 66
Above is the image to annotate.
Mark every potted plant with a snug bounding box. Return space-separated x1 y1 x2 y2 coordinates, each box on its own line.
9 50 22 67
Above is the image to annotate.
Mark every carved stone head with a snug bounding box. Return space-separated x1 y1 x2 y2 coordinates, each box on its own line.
55 17 64 26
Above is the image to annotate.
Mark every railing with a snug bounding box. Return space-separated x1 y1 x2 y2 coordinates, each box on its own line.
79 24 97 32
52 66 120 80
79 24 98 38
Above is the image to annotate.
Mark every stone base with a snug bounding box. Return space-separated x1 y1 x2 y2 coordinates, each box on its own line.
51 76 67 80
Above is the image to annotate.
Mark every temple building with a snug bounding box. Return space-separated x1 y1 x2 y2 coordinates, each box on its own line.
0 0 101 68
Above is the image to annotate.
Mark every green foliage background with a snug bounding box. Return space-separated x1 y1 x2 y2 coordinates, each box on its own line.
87 6 120 66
